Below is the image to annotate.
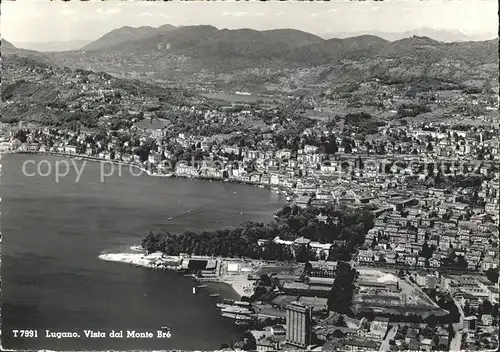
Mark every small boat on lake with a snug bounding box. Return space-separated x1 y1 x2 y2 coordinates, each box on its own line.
216 303 231 309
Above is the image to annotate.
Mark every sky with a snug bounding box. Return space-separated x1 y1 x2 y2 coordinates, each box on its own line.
1 0 498 43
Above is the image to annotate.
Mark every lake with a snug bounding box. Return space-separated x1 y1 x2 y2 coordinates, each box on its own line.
202 92 278 104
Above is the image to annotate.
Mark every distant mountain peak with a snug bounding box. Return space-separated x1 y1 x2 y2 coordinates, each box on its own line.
394 35 441 46
82 23 177 51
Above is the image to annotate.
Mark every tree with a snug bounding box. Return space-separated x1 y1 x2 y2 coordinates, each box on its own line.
304 261 313 274
332 329 346 338
463 301 471 316
480 299 493 315
425 314 437 328
492 303 499 319
327 262 358 316
485 268 498 284
260 274 272 287
456 256 467 268
335 315 347 327
448 324 455 339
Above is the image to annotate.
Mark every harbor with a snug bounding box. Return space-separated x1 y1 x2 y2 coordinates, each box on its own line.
98 247 259 299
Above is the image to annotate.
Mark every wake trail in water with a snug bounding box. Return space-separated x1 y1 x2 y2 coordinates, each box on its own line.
167 202 217 221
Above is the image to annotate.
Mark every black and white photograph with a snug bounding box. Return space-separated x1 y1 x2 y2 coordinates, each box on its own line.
0 0 499 350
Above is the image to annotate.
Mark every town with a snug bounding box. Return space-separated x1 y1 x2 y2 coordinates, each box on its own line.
1 49 498 351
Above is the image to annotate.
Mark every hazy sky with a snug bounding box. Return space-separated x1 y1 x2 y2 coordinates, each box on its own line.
2 0 498 43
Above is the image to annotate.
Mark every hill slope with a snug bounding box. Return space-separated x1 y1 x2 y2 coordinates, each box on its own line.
1 54 200 127
7 26 497 91
2 39 57 67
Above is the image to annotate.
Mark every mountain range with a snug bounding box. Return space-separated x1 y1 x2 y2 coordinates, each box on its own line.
3 25 498 91
322 28 497 43
10 39 92 52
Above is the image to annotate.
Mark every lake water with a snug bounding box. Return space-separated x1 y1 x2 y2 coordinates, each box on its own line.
202 92 278 104
1 154 282 350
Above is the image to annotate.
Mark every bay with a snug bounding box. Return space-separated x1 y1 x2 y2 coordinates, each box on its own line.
1 154 282 350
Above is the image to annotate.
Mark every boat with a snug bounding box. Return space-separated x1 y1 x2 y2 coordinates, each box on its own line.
192 287 196 294
234 300 251 307
221 307 253 315
216 303 232 309
235 321 249 326
221 313 253 320
197 284 208 288
210 293 220 297
258 185 265 188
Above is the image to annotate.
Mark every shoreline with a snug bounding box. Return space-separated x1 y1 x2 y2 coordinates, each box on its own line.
98 248 253 299
12 150 292 195
98 250 182 270
207 276 254 299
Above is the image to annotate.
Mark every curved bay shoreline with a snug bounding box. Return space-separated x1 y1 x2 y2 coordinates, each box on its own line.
12 150 291 194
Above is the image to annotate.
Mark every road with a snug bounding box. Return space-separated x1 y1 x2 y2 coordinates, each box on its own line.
379 326 398 351
449 295 465 351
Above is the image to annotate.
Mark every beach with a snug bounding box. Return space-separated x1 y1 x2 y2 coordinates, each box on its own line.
216 274 255 298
